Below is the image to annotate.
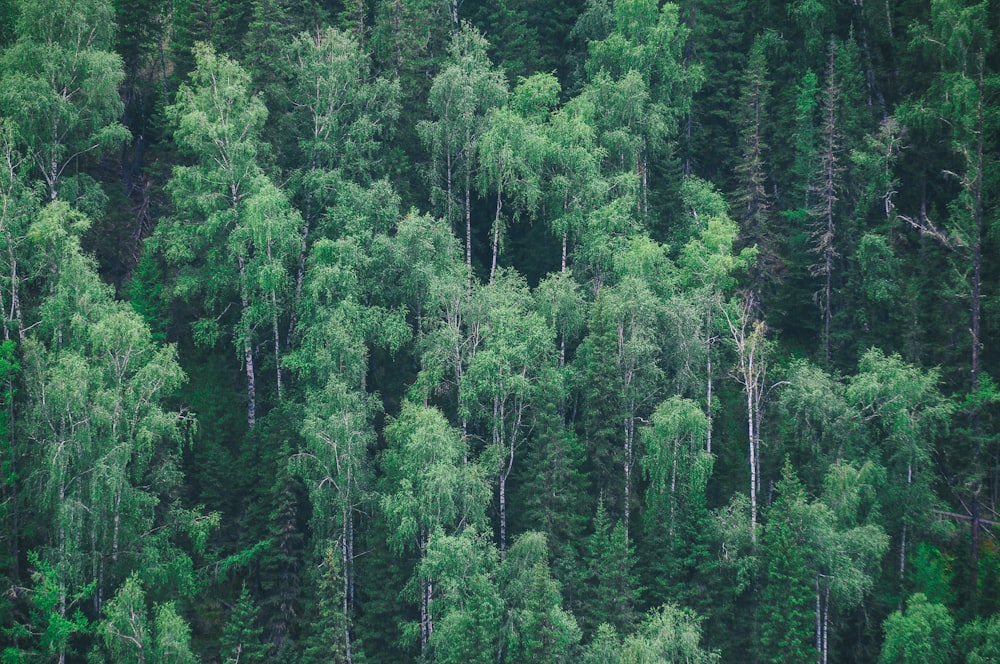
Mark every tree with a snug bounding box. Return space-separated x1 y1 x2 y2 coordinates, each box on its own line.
380 402 491 654
281 26 400 336
581 0 702 221
220 584 267 664
98 573 198 664
499 532 581 663
420 527 503 664
733 33 775 295
898 0 998 595
3 551 92 663
723 291 771 541
162 42 302 427
300 548 349 664
419 23 507 285
294 378 375 659
542 93 607 274
676 176 754 453
23 201 195 626
619 604 719 664
578 273 665 541
757 464 817 663
809 39 846 367
846 349 952 603
639 397 713 608
958 613 1000 664
460 270 555 554
879 593 955 664
476 101 546 284
0 0 129 201
579 499 638 636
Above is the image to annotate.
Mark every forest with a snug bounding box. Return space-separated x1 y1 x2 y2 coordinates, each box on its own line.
0 0 999 661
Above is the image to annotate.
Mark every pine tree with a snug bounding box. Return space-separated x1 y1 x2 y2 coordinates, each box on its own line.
220 585 267 664
300 548 349 664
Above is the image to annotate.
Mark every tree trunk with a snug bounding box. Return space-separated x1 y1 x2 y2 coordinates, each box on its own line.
706 315 713 454
969 50 985 598
272 290 282 402
747 374 757 541
490 183 502 284
464 165 472 292
342 512 353 664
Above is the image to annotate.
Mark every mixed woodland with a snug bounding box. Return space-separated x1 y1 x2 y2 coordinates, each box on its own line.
1 0 1000 661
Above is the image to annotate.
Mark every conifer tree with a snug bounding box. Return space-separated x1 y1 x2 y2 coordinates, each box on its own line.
220 585 267 664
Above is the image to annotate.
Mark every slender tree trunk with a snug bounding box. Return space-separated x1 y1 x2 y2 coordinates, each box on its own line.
815 576 821 659
465 165 472 289
490 183 502 284
822 585 830 664
706 308 713 454
237 256 257 429
624 409 636 544
272 290 282 401
561 231 567 274
747 375 757 541
969 50 985 597
287 197 312 344
342 512 353 664
669 437 678 538
899 463 911 609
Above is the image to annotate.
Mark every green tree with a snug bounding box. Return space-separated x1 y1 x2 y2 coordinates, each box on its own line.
958 613 1000 664
579 499 638 636
280 26 400 334
542 93 607 274
300 548 349 664
676 176 754 453
581 0 702 221
847 349 952 602
380 402 491 655
499 532 581 663
162 43 302 427
758 465 816 663
477 101 547 283
294 378 375 658
98 574 150 663
879 593 955 664
98 574 198 664
639 397 713 608
23 201 196 625
722 291 771 541
733 33 776 295
460 270 555 554
418 23 507 284
619 604 719 664
0 0 129 201
220 584 267 664
899 0 998 594
421 527 502 664
3 552 92 663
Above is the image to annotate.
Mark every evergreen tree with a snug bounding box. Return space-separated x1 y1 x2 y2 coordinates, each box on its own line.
300 548 350 664
220 585 267 664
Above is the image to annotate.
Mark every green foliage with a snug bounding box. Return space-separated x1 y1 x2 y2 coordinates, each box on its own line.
579 500 639 636
299 548 349 664
0 0 130 199
5 0 1000 660
499 532 581 662
879 593 956 664
619 604 719 663
958 613 1000 664
220 585 267 664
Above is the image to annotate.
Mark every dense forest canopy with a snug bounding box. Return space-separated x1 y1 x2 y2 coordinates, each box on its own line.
1 0 999 661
